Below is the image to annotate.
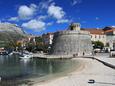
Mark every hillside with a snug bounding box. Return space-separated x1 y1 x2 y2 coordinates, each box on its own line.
0 23 26 48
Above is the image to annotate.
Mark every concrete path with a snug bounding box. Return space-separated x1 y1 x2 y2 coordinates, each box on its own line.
94 53 115 66
33 54 115 86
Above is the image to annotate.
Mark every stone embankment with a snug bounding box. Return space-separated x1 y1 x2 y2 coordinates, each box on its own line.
82 55 115 70
33 53 115 70
33 53 115 86
33 53 73 59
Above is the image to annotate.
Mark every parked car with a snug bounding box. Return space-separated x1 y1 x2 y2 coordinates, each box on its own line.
94 48 101 53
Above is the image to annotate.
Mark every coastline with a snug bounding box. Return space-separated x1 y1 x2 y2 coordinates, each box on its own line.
24 59 85 86
32 57 115 86
31 58 86 86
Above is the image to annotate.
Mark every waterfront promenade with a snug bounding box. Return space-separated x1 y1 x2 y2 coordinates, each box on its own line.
33 53 73 59
33 53 115 86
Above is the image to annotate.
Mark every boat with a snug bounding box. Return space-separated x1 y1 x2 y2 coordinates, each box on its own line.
8 51 22 56
0 51 8 55
20 55 32 59
19 53 33 59
0 48 8 55
8 52 14 56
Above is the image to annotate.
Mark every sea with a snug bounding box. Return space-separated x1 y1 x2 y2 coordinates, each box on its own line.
0 55 80 86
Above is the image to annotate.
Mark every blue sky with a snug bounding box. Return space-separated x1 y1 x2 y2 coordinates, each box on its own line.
0 0 115 35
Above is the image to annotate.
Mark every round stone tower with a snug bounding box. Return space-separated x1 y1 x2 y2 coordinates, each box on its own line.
50 23 93 56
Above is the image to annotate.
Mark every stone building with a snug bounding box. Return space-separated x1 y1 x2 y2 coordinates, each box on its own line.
42 33 54 45
50 23 93 56
83 29 106 45
83 26 115 50
104 26 115 50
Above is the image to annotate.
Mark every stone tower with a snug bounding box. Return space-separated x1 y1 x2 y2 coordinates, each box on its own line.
50 23 93 56
69 23 80 31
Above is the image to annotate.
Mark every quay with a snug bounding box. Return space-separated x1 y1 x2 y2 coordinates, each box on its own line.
33 53 115 86
32 53 73 59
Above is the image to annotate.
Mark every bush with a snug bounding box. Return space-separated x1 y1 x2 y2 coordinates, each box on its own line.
92 41 104 49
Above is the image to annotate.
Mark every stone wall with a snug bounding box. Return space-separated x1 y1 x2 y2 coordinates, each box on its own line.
50 30 93 56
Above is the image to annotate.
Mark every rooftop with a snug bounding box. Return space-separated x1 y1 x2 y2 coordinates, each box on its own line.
82 29 104 35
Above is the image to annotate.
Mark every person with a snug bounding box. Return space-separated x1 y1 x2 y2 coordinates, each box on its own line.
83 52 85 56
94 51 96 55
73 54 75 57
92 51 94 56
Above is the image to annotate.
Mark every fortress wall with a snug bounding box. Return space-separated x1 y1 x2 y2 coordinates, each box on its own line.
50 31 93 56
56 30 90 35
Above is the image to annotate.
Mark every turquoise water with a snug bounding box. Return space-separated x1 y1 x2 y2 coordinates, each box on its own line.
0 55 80 85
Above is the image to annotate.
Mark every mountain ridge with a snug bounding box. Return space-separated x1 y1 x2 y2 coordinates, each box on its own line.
0 22 26 48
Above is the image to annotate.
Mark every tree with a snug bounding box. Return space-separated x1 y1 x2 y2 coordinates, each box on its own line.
26 43 35 52
92 41 104 49
35 37 43 42
35 37 50 53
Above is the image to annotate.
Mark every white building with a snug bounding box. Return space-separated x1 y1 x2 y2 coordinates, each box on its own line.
42 33 54 45
83 26 115 50
83 29 106 45
104 26 115 50
42 24 115 51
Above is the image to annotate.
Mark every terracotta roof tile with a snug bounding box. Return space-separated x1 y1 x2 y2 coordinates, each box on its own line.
104 27 115 33
83 29 104 35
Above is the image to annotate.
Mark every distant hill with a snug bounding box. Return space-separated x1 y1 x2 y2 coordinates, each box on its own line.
0 23 26 48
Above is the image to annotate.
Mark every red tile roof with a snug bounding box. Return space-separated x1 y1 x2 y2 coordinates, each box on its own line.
83 29 104 35
104 27 115 33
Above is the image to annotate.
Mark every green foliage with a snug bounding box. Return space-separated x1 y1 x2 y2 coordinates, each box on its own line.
0 31 25 49
35 37 49 52
92 41 104 49
26 43 35 52
35 37 43 42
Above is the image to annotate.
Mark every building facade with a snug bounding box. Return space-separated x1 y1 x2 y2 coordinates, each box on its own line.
104 27 115 50
42 33 54 45
50 23 93 56
83 29 106 45
43 24 115 52
83 26 115 50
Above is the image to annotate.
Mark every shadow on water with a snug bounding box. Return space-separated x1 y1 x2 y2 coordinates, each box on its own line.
0 55 79 86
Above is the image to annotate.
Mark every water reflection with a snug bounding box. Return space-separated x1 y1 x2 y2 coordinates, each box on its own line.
0 56 4 64
0 55 79 81
20 58 31 66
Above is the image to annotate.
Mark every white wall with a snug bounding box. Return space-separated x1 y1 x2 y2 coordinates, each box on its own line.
91 34 106 45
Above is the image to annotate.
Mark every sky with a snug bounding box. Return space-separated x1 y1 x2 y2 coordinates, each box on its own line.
0 0 115 35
